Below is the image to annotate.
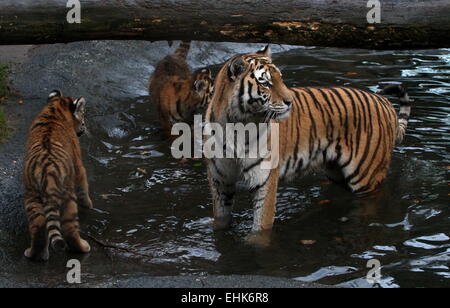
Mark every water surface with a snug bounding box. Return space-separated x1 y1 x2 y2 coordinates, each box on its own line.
2 44 449 288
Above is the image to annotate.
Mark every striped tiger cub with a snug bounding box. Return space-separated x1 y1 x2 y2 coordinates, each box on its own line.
23 90 92 261
149 41 214 138
205 46 411 240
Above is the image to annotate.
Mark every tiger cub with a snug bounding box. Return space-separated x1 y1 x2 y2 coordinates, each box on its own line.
23 90 92 261
205 46 411 241
149 41 214 138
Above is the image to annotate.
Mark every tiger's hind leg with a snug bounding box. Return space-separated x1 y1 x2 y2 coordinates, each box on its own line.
24 195 49 261
344 160 390 196
61 198 90 254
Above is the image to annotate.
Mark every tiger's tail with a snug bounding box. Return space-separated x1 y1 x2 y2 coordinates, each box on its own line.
174 41 191 60
43 195 67 252
381 84 412 144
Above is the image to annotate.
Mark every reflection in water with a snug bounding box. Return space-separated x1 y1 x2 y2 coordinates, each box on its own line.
3 46 449 288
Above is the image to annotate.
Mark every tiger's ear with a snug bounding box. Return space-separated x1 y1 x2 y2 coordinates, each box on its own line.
194 80 206 93
201 68 212 78
257 45 272 58
48 90 62 102
72 97 87 120
228 57 246 82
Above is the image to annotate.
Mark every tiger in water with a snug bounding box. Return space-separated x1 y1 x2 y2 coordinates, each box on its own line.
205 46 411 242
23 90 92 261
149 41 214 138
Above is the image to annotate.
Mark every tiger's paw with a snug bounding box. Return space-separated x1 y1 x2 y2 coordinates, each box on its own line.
244 230 272 248
67 238 91 254
81 197 94 209
213 217 232 231
24 247 50 262
78 239 91 253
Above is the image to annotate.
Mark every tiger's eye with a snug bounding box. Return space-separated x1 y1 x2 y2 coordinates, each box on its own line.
261 81 271 88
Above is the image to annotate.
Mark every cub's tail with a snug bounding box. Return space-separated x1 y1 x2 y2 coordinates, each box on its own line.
43 195 67 252
381 84 412 144
174 41 191 60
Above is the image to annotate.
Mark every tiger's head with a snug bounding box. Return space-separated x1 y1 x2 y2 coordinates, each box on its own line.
210 45 293 123
192 68 214 114
48 90 88 137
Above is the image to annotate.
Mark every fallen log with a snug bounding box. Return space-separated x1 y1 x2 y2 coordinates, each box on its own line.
0 0 449 49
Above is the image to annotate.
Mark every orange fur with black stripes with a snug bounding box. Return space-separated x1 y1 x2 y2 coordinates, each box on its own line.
149 41 214 138
205 46 411 239
23 90 92 261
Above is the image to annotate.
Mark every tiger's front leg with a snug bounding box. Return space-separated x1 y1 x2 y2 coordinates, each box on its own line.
246 168 279 246
207 159 237 230
76 166 93 209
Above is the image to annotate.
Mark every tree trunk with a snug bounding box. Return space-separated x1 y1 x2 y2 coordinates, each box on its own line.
0 0 449 49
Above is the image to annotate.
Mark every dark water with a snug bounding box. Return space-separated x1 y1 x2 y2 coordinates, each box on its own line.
3 44 449 288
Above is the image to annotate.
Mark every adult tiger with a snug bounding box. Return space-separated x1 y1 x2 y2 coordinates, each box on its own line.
150 41 214 138
205 46 411 240
23 90 92 261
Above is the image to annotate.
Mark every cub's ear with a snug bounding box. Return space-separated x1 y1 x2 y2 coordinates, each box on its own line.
48 90 62 101
72 97 87 120
201 68 212 78
257 45 272 58
194 80 206 93
228 57 246 82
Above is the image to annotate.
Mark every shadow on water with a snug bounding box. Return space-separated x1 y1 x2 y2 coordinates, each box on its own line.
1 42 449 288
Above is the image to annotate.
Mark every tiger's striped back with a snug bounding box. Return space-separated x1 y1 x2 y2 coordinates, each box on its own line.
278 87 400 194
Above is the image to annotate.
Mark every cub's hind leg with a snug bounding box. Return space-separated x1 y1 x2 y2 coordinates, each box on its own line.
61 197 90 254
24 195 49 261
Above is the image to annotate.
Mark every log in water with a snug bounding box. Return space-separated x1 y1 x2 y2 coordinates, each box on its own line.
0 0 449 49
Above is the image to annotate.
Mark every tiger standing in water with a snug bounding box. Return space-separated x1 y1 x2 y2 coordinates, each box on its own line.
23 90 92 261
149 41 214 138
205 46 411 242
